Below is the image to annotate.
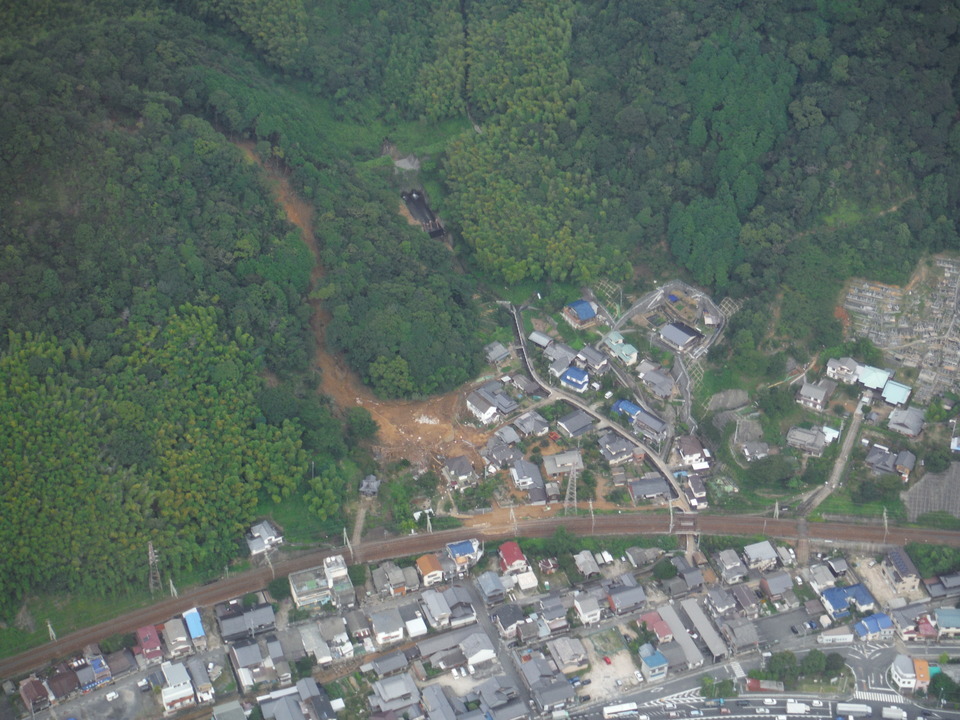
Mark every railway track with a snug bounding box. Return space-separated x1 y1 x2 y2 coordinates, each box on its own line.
3 514 958 680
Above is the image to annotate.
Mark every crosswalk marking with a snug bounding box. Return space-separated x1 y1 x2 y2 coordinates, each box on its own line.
854 690 904 702
730 661 746 679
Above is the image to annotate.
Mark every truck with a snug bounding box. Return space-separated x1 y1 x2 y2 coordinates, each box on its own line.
786 702 810 714
882 708 908 720
705 699 726 708
603 703 639 719
836 704 873 718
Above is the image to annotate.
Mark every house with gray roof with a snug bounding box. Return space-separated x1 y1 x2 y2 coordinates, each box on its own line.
546 637 588 674
495 424 521 446
368 672 420 715
680 597 727 661
717 549 748 585
633 408 668 441
730 584 759 618
369 608 405 648
573 550 601 577
528 331 554 349
576 345 609 373
786 426 828 456
478 571 506 606
607 585 647 615
492 604 526 639
599 431 635 465
218 603 276 642
442 456 478 491
760 570 794 600
558 409 595 438
742 441 769 462
706 587 735 615
659 322 702 352
510 458 543 491
826 357 860 384
442 586 477 628
420 589 452 629
543 449 584 477
743 540 779 571
657 603 704 669
484 342 511 365
421 684 459 720
513 410 549 437
796 379 837 412
544 342 577 367
629 474 671 502
888 406 925 437
517 652 575 713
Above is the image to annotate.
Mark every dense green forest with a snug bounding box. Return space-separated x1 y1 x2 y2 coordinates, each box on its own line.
2 0 959 618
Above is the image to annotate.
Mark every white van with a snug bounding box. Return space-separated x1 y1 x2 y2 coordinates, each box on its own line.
106 691 119 702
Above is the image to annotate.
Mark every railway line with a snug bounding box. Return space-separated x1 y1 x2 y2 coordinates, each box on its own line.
3 513 959 680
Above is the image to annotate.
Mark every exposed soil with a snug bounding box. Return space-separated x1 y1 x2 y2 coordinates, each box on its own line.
236 142 486 467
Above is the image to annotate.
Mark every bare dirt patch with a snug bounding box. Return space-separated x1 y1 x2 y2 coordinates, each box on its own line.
237 142 488 467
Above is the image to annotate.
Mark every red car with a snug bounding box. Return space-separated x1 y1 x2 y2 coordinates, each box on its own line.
603 656 612 665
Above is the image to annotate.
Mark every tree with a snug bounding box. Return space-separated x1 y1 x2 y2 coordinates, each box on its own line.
801 649 826 676
824 652 846 675
653 559 678 580
345 407 378 442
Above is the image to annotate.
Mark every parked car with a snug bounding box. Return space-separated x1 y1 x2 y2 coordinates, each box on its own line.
635 670 643 682
603 656 612 665
664 703 677 709
690 710 703 717
720 708 731 714
756 709 770 714
582 679 592 686
791 625 801 634
763 699 777 706
811 701 824 708
580 695 591 703
106 692 119 702
736 701 751 707
807 620 820 630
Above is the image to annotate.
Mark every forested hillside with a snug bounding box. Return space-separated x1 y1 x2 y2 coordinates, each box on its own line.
2 0 959 620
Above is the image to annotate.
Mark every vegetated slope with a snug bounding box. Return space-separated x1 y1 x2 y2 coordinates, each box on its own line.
210 0 960 354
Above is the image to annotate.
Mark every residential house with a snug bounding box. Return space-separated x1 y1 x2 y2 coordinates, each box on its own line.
598 430 635 466
743 541 779 571
629 474 671 502
637 360 675 399
416 554 444 587
511 458 543 490
559 366 590 393
730 584 759 618
574 595 601 625
657 603 704 669
558 409 595 438
826 357 860 384
160 662 196 715
543 449 584 477
821 584 876 619
891 654 918 692
882 380 912 407
721 616 760 652
639 644 668 682
446 539 483 572
318 615 353 660
854 613 894 641
163 617 192 659
492 604 526 639
544 342 578 372
563 300 598 329
528 330 554 349
518 651 576 713
137 624 164 665
398 603 427 639
573 550 601 578
499 541 529 575
936 608 960 640
539 595 569 633
369 672 420 716
372 561 407 597
676 435 709 467
760 571 793 601
626 547 663 568
466 390 498 424
246 520 283 556
889 406 925 437
659 322 702 352
604 331 638 366
513 373 541 396
345 610 372 641
827 557 849 577
883 548 921 594
633 408 668 442
638 611 673 643
484 341 510 365
477 571 506 606
184 660 213 708
370 608 405 648
686 474 708 509
680 598 727 662
182 608 207 652
796 379 837 412
513 410 549 437
442 456 477 491
442 585 477 628
607 585 647 615
741 441 769 462
546 637 588 674
576 345 609 374
19 677 50 714
229 640 270 693
786 426 828 456
717 549 748 584
420 589 452 629
461 631 496 667
706 587 736 616
858 365 893 391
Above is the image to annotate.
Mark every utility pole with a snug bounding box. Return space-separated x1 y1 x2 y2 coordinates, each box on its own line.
589 499 595 534
343 526 354 561
169 578 179 598
47 619 56 642
774 501 780 519
426 513 433 534
883 507 889 544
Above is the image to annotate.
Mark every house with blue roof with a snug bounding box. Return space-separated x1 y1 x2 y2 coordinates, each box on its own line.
560 366 589 393
936 607 960 639
854 613 894 640
183 608 207 651
446 539 482 574
639 643 668 682
563 300 598 329
612 399 642 418
821 583 876 619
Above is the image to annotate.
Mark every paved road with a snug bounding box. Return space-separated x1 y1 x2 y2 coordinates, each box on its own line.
799 402 865 516
508 305 686 506
6 513 960 681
